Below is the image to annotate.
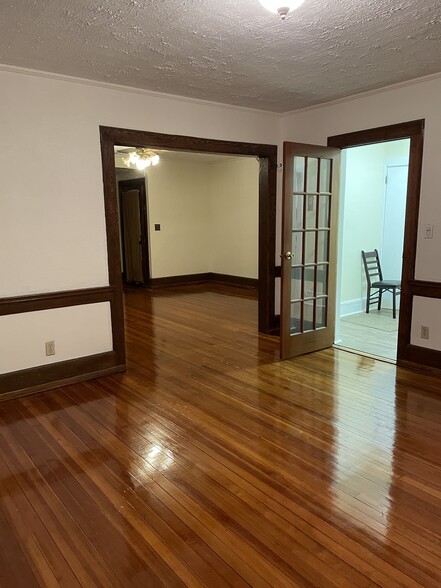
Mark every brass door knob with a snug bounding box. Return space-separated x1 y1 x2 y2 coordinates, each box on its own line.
281 251 293 260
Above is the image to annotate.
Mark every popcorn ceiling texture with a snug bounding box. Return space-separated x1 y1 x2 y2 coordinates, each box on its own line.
0 0 440 112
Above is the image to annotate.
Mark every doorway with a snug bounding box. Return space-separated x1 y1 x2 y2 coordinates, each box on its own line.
118 178 150 286
100 126 277 368
335 139 410 360
280 120 425 365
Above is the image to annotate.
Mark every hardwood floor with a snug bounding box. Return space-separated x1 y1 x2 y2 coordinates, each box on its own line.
1 284 441 587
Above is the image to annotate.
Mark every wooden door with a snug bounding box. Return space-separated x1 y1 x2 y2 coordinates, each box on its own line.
119 178 149 286
281 143 340 359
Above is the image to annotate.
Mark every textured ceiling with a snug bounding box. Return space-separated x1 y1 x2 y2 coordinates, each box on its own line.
1 0 440 112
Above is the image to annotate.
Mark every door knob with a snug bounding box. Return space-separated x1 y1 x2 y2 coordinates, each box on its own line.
281 251 293 260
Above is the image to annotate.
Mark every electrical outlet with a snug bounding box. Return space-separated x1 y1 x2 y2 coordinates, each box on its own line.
424 224 434 239
421 326 430 340
45 340 56 356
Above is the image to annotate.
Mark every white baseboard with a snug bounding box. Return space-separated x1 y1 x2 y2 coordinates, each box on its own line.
340 298 365 317
340 295 400 317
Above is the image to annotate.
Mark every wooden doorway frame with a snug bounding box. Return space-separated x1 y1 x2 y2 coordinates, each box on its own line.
118 178 150 286
328 119 425 366
100 126 278 367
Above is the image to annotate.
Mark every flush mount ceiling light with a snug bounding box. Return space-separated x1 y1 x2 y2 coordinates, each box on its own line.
122 148 160 171
258 0 305 19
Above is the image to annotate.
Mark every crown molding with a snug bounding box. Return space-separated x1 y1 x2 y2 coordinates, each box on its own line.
0 62 281 118
281 70 441 117
2 62 440 119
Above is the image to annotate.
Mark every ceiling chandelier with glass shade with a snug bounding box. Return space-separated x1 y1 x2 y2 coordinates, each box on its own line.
258 0 305 19
122 148 160 171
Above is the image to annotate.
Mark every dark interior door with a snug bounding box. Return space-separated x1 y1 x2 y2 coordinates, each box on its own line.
118 178 149 286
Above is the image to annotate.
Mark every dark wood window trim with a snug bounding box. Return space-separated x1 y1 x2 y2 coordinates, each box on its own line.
100 126 278 367
328 119 425 367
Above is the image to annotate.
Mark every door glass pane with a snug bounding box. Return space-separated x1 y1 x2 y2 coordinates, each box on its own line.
320 159 331 192
305 194 317 228
294 157 305 192
316 265 328 296
291 232 303 264
317 231 329 262
303 300 315 332
290 302 302 335
318 194 330 228
304 266 315 299
306 158 319 192
316 298 327 329
292 194 304 230
290 266 302 301
305 231 316 264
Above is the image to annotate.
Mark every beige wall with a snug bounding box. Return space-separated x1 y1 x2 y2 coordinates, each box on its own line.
147 159 211 278
208 157 259 278
0 66 278 375
115 156 259 279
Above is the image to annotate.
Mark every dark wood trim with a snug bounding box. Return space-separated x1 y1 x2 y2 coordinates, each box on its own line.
397 355 441 377
408 279 441 298
210 273 258 288
327 120 425 149
0 286 114 316
100 126 277 338
118 178 151 287
268 314 280 336
149 273 211 288
398 345 441 371
0 364 125 402
0 352 125 397
149 273 258 289
328 119 425 367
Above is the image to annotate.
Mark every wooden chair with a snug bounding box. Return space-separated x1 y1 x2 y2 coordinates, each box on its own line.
361 249 401 319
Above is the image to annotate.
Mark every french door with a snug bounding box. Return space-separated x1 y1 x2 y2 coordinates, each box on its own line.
281 143 341 359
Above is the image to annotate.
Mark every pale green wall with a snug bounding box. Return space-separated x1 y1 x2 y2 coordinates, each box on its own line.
340 139 410 309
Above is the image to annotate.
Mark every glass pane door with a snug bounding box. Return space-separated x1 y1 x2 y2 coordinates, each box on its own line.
290 156 331 336
281 143 340 359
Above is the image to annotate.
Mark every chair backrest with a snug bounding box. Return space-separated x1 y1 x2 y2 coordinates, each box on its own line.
361 249 383 287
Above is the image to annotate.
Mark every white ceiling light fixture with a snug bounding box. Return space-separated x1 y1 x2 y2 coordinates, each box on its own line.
258 0 305 19
123 148 160 171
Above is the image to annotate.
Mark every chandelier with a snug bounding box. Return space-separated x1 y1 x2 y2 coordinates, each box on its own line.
123 148 160 171
258 0 305 19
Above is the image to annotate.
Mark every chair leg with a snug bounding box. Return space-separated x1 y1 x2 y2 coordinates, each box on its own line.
393 288 396 319
366 287 370 314
378 289 382 311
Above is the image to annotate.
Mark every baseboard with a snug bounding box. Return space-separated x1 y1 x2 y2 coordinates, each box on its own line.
398 344 441 373
150 273 258 289
0 351 125 398
339 298 365 317
210 273 258 288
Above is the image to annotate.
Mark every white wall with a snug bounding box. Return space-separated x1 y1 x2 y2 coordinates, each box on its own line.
282 74 441 349
340 144 389 305
0 66 278 375
0 303 112 374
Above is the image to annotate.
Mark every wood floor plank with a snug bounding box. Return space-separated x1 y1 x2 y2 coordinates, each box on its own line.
1 283 441 586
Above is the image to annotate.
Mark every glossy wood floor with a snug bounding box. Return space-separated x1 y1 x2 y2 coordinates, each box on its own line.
2 284 441 587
